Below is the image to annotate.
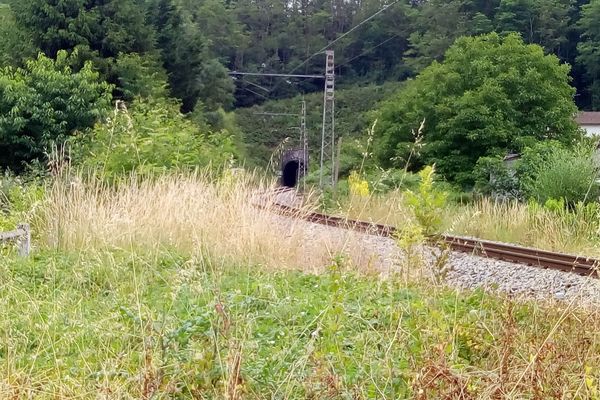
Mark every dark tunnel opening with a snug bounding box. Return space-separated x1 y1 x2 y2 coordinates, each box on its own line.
282 160 300 187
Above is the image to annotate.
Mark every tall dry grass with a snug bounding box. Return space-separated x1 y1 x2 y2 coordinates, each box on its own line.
446 198 599 253
4 171 600 397
339 192 600 257
39 170 384 272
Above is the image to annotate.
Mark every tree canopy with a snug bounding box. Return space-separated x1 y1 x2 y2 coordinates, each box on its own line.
375 33 580 185
0 51 112 170
1 0 599 174
3 0 600 110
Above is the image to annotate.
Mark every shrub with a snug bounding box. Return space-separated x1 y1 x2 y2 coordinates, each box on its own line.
376 33 579 185
348 171 370 197
520 142 600 205
367 169 421 193
404 165 448 236
114 53 169 101
473 156 520 199
0 173 44 232
0 51 112 171
71 97 238 179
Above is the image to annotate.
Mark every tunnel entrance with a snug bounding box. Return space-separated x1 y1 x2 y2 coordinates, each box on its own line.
281 148 307 188
282 160 300 187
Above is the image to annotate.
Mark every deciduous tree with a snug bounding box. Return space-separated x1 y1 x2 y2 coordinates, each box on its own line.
376 33 579 185
0 51 112 170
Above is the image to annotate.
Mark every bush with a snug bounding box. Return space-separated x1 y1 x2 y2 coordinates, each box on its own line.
473 156 520 199
368 169 421 193
71 97 239 179
520 142 600 205
0 51 112 171
0 173 44 232
404 165 448 236
114 53 169 101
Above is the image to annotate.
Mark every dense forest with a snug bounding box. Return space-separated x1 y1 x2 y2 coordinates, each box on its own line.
2 0 600 110
0 0 599 181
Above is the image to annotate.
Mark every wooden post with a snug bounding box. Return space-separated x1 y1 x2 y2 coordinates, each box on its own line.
17 223 30 257
334 136 342 188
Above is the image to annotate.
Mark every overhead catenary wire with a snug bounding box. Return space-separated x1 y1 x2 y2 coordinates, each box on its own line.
239 86 269 100
230 0 401 99
230 72 324 79
242 79 271 92
336 34 400 70
282 0 402 78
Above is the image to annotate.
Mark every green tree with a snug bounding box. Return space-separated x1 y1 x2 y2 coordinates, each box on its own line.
13 0 154 58
404 0 472 71
11 0 154 81
0 51 112 170
404 0 498 72
0 3 36 67
150 0 234 112
577 0 600 110
376 33 579 185
71 97 238 178
495 0 573 58
114 53 169 101
180 0 247 60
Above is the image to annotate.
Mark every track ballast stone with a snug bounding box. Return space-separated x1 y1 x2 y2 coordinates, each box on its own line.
445 251 600 304
267 189 600 305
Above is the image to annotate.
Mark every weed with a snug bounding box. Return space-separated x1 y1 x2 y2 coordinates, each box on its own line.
348 170 370 197
395 222 425 279
405 165 448 237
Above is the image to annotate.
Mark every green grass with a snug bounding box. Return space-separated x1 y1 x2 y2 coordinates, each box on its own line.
1 171 599 398
1 249 599 398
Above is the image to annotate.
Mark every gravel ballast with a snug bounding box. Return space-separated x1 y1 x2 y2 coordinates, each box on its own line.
268 190 600 306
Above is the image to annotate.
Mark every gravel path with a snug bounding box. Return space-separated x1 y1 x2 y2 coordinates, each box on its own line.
269 189 600 306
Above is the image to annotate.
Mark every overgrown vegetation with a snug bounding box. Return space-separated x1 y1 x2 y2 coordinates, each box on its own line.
474 140 600 205
71 99 238 179
235 83 403 168
2 250 600 398
3 0 600 395
0 51 112 170
1 171 600 398
339 180 600 258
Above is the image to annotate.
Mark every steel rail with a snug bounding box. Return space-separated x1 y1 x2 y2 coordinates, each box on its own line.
260 189 599 278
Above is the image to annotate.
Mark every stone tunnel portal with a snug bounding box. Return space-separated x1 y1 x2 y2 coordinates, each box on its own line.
281 149 307 188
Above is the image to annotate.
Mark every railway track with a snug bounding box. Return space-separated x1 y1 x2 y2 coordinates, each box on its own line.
263 187 600 279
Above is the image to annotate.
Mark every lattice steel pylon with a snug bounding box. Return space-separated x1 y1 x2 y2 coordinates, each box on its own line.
319 50 336 187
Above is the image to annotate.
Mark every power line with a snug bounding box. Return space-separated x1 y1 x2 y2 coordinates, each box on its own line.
254 112 299 116
336 34 399 69
239 86 269 100
230 0 401 100
282 0 402 78
242 79 271 92
229 71 325 79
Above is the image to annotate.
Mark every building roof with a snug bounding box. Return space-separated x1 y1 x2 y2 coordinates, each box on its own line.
576 111 600 125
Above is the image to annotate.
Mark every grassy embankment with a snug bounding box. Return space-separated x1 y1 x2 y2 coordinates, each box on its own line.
0 171 600 398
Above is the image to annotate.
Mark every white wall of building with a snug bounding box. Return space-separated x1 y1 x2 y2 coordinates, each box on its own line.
581 124 600 137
